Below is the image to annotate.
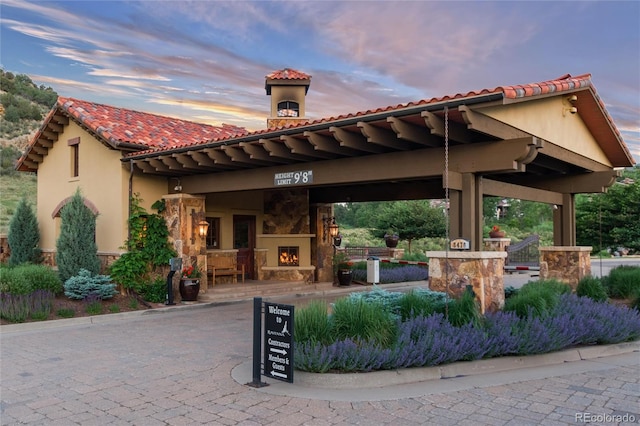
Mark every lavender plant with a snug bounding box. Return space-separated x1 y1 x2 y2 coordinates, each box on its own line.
0 292 30 322
294 292 640 373
29 289 54 321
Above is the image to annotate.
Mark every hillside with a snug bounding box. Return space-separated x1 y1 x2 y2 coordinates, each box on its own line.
0 70 57 234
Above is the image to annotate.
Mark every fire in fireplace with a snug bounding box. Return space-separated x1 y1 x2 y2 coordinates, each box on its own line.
278 246 299 266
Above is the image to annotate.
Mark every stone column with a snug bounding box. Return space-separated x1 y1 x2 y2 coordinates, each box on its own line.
539 246 591 290
426 251 507 313
162 194 208 298
483 238 511 252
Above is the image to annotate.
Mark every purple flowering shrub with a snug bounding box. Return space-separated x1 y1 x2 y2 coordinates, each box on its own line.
351 265 428 283
294 293 640 373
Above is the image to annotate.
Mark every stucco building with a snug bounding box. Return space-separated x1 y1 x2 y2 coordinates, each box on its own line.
17 69 635 299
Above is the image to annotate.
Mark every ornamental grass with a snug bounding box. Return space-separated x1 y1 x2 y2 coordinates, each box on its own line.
294 288 640 373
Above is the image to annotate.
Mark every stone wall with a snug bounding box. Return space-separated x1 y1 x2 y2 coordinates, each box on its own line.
427 251 507 313
263 189 310 234
163 194 208 297
0 234 8 264
483 238 511 252
539 246 592 290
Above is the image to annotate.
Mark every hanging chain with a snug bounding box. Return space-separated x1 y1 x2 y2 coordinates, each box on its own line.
444 105 450 317
444 106 450 249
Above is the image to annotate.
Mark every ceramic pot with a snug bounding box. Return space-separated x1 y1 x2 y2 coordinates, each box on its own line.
489 231 506 238
179 278 200 301
385 236 399 248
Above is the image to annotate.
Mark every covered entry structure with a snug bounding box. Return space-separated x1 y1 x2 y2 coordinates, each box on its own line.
125 73 634 286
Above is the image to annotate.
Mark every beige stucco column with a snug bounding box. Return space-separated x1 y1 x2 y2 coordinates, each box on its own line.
539 246 591 290
162 194 208 297
427 251 507 313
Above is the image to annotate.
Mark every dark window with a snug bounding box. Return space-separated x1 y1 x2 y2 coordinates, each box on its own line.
206 217 220 249
277 101 299 117
68 137 80 177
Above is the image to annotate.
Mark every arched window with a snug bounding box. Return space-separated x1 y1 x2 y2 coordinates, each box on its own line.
277 101 299 117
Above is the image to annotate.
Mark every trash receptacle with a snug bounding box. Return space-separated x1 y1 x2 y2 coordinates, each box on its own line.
367 257 380 284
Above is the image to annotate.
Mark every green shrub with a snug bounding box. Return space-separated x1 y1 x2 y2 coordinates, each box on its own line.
108 304 120 313
504 286 519 299
331 298 397 347
401 252 428 262
85 301 102 315
441 287 480 327
503 279 571 318
7 198 42 265
0 264 62 295
397 289 439 321
294 300 332 345
64 269 117 300
577 276 608 302
56 308 75 318
603 265 640 299
128 298 139 310
0 267 31 294
139 277 166 303
19 264 63 294
56 188 101 284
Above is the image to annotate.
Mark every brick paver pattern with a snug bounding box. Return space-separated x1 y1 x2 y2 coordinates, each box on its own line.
1 302 638 425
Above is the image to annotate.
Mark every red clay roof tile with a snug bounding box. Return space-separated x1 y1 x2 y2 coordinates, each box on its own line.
265 68 311 80
57 97 247 150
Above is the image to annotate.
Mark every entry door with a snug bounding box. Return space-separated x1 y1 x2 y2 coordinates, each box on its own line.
233 215 255 280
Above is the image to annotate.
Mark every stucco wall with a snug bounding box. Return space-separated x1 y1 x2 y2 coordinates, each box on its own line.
478 97 611 166
37 121 166 254
204 191 263 250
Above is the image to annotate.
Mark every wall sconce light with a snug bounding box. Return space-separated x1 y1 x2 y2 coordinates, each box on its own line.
172 177 182 192
322 216 340 243
191 209 209 244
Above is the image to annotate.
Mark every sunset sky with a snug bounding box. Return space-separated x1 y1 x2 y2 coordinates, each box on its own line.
1 0 638 163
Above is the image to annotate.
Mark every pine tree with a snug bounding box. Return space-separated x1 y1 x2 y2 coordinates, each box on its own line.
7 198 42 265
55 189 100 283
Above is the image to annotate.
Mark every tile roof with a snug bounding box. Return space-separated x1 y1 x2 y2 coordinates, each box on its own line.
57 97 247 150
265 68 311 80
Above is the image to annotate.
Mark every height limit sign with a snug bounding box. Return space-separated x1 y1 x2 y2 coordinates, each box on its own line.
263 302 294 383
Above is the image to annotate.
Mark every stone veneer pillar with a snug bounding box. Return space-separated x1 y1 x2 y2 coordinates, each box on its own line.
162 194 208 298
539 246 592 290
426 251 507 314
483 238 511 252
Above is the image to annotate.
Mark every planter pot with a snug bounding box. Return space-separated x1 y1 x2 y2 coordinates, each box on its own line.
489 231 506 238
337 269 353 286
385 237 399 248
179 278 200 301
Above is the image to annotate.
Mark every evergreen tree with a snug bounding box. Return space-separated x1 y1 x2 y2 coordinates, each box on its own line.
56 189 100 283
7 198 41 265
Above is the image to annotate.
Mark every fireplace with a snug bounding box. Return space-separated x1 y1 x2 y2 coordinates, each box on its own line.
278 246 299 266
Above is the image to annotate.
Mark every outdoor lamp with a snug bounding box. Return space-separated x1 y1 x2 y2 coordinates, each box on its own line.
322 216 340 242
191 209 209 243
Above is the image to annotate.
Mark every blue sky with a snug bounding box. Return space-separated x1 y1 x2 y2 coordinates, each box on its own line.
1 0 638 163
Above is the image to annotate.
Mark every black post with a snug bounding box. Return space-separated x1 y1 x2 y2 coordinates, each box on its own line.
165 270 176 305
247 297 268 387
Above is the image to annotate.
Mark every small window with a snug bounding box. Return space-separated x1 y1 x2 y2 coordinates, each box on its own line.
206 217 220 249
68 137 80 177
277 101 299 117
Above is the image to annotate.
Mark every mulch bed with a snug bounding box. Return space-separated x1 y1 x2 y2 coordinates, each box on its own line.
0 293 164 325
